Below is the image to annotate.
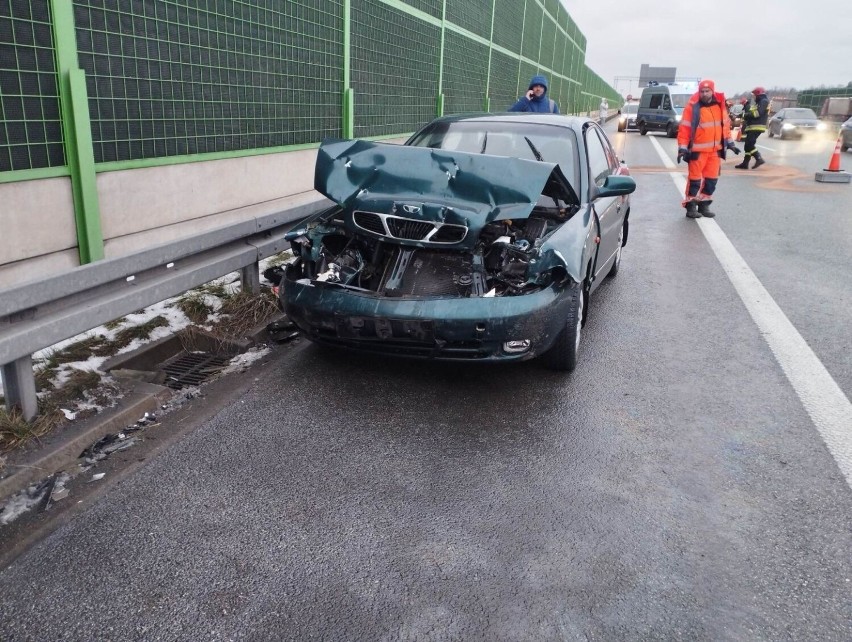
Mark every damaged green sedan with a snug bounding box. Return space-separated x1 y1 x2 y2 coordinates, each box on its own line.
280 113 636 371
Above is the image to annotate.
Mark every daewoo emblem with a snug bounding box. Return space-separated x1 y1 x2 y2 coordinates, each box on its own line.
402 205 421 214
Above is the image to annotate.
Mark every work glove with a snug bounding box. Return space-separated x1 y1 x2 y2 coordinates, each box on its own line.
677 147 689 164
727 142 741 155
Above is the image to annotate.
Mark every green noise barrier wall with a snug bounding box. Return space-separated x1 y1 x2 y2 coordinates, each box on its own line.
2 0 619 177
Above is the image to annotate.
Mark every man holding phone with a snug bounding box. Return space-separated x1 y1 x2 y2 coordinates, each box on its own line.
508 75 560 114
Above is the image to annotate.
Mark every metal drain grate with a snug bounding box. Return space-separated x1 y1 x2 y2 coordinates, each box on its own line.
160 351 231 389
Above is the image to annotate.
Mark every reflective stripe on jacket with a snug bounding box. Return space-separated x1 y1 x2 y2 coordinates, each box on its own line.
743 93 769 132
677 91 733 158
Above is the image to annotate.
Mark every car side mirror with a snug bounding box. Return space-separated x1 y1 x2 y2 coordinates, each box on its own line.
593 175 636 199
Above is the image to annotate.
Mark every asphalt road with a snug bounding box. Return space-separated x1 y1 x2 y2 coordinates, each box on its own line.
1 124 851 641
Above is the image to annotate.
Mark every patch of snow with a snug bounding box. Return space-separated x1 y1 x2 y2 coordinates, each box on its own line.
220 347 271 375
0 473 71 526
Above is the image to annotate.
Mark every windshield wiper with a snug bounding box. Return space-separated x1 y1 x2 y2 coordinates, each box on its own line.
480 131 488 154
524 136 544 162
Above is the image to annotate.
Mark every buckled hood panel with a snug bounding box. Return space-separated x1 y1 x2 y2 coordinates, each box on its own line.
315 139 579 248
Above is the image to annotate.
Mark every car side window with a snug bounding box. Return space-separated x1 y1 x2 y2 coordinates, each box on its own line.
663 96 671 110
649 94 662 109
586 127 613 187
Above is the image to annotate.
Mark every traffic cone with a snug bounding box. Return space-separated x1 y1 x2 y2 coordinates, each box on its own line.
825 137 842 171
815 136 851 183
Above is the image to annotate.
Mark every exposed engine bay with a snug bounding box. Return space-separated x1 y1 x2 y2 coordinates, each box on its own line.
286 138 584 299
286 203 577 299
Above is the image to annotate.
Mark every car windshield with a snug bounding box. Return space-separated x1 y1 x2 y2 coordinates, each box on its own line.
407 120 580 187
785 109 818 118
671 94 692 109
622 103 638 114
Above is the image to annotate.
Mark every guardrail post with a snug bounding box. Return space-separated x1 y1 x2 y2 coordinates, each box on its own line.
240 262 261 295
2 356 38 421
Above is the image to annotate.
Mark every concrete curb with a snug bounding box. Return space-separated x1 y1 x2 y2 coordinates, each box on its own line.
0 381 173 502
0 313 284 503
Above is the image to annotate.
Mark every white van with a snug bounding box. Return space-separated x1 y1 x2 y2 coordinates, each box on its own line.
636 82 697 138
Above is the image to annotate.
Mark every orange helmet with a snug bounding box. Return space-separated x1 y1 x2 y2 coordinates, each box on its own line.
752 86 765 95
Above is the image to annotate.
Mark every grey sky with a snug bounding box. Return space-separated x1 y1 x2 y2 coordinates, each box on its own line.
564 0 852 98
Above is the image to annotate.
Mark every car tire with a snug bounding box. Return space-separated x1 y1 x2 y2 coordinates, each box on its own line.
639 123 647 136
779 128 786 140
841 142 849 152
543 282 584 372
666 122 677 138
768 128 774 138
607 222 625 278
617 123 625 132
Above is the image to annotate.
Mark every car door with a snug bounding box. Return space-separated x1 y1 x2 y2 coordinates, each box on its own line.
585 125 623 280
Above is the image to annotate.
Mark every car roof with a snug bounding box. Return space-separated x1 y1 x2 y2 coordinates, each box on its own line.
421 112 592 133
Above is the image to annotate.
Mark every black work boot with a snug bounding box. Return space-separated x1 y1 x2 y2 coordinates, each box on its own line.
697 201 715 218
735 156 751 169
685 201 700 218
752 153 765 169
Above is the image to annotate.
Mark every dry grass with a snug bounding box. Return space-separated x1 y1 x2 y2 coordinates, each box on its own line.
210 288 279 338
176 294 213 324
197 282 232 300
103 317 127 330
48 369 103 407
44 335 111 368
0 406 65 454
110 315 169 351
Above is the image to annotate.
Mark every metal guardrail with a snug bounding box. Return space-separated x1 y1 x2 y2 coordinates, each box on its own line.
0 196 331 420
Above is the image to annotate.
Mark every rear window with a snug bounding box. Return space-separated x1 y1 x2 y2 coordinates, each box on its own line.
785 109 818 118
407 120 580 187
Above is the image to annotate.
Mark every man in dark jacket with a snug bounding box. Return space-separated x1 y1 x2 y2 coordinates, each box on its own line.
735 86 769 169
508 75 560 113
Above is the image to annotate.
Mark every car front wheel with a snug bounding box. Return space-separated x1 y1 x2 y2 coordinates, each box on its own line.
639 122 647 136
768 127 774 138
543 282 584 372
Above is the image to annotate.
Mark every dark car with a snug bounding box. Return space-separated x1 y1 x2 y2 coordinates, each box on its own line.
768 107 828 139
280 114 636 371
841 116 852 152
617 102 638 132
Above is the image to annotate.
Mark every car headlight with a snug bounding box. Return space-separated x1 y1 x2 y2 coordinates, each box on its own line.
782 123 795 130
503 340 531 354
675 114 682 122
619 115 627 123
817 123 827 131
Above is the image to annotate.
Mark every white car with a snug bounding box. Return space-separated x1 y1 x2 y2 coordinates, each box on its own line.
617 102 638 132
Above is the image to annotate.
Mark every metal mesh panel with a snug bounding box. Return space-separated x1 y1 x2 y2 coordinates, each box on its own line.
446 0 491 39
73 0 344 163
443 29 487 114
521 1 542 61
0 0 64 172
539 12 555 71
351 0 439 137
488 49 520 112
399 0 442 19
491 0 523 52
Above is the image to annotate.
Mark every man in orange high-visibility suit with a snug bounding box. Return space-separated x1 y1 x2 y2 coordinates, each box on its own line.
676 79 741 218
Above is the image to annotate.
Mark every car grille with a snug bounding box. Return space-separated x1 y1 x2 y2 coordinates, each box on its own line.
352 211 467 244
387 217 433 240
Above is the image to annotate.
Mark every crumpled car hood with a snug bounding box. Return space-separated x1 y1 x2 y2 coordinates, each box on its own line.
314 139 579 244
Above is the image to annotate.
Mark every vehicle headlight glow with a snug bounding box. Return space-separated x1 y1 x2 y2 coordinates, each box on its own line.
675 114 682 122
817 122 827 131
782 123 796 130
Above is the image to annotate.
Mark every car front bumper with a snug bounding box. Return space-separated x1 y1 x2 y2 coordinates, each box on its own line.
282 276 573 362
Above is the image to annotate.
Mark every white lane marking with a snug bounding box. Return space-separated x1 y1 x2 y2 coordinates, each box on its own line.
648 135 852 489
757 143 775 152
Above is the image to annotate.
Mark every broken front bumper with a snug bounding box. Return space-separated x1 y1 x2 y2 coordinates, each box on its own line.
282 278 572 362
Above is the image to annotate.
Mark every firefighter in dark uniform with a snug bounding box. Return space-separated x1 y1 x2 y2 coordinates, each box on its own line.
735 86 769 169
